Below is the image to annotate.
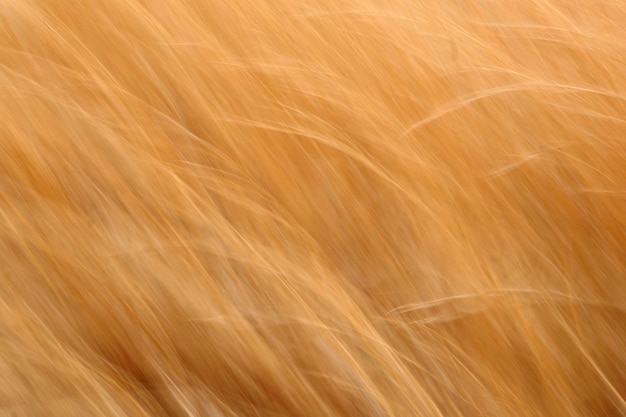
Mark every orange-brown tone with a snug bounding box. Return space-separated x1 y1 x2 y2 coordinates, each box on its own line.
1 1 625 416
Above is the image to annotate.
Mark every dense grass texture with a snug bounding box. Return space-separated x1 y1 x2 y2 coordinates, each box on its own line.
1 0 625 415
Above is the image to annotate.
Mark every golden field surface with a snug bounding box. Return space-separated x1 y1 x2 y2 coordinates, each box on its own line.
1 1 625 415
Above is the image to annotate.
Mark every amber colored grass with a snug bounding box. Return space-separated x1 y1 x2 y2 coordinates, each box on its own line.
1 0 625 415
